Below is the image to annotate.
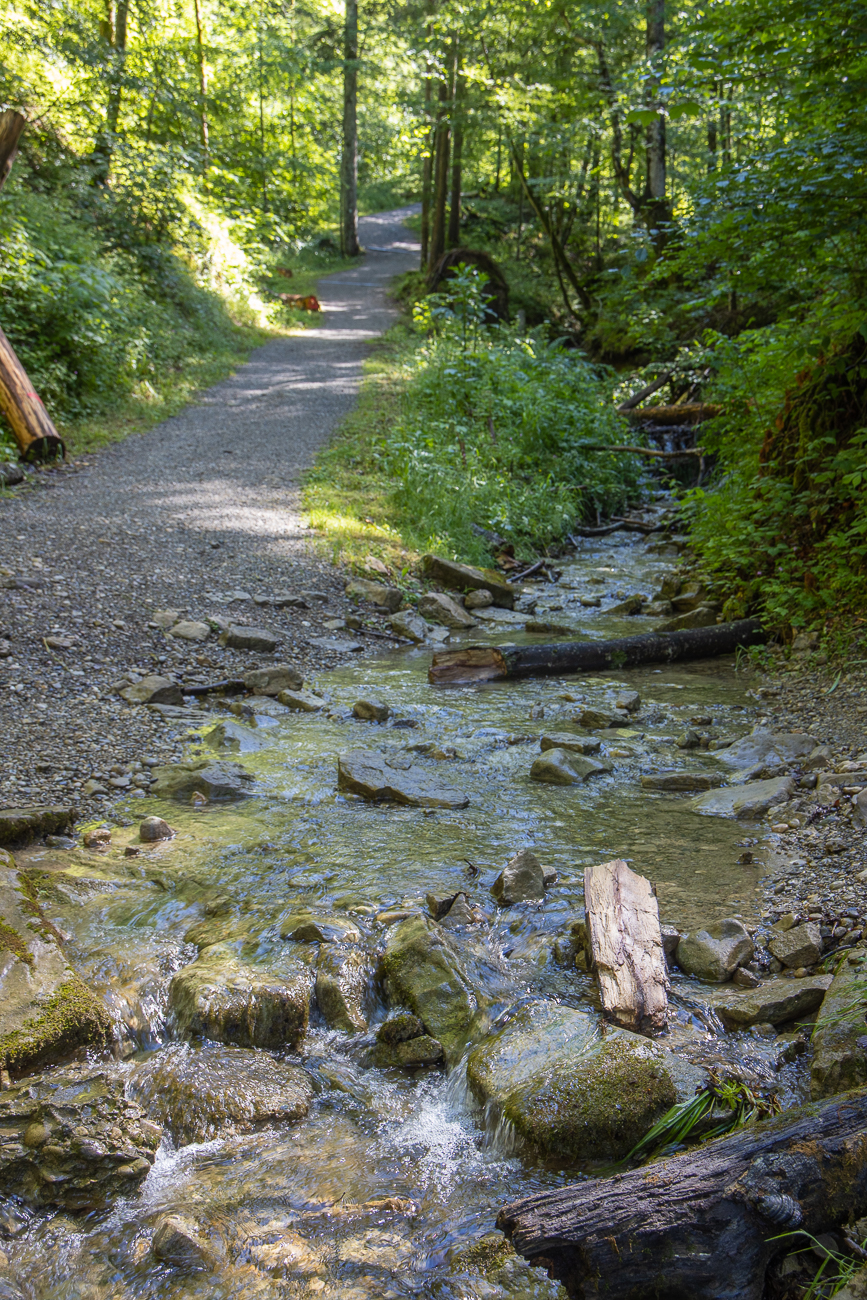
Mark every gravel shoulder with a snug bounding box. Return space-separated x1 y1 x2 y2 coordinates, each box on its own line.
0 207 421 815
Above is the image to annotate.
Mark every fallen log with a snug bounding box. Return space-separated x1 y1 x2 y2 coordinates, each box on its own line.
616 370 675 412
583 859 669 1035
569 518 663 540
428 618 765 685
576 444 702 460
497 1086 867 1300
626 403 722 425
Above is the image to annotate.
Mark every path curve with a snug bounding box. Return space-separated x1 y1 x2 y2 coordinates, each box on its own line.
0 207 421 811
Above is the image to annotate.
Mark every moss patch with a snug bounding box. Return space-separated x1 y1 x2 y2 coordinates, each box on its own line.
0 917 34 967
451 1234 517 1277
1 971 112 1077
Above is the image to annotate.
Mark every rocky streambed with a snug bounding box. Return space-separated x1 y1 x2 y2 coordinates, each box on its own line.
0 526 865 1299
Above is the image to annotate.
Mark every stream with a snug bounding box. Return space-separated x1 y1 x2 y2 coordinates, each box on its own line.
7 527 799 1299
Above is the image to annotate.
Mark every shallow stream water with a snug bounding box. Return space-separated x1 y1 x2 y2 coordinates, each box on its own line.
9 528 792 1299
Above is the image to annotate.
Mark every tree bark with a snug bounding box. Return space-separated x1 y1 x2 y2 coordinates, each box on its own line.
192 0 209 166
428 71 451 269
342 0 360 257
583 860 669 1034
497 1087 867 1300
447 68 464 247
420 59 433 268
0 111 26 192
105 0 129 138
644 0 668 241
427 618 766 685
0 326 66 462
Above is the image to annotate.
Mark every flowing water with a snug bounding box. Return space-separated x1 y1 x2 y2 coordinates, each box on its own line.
7 528 795 1299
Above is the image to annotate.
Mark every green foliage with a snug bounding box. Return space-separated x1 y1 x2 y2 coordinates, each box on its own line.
622 1074 780 1166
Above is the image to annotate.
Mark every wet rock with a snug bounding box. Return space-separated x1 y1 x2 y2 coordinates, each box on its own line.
420 555 515 608
525 619 575 636
279 913 361 944
152 1215 215 1269
204 719 263 753
150 609 182 629
388 610 429 642
417 592 477 629
465 589 494 610
675 919 755 982
716 728 816 771
169 947 311 1049
149 759 253 801
133 1042 312 1145
768 922 823 969
370 1032 445 1068
676 730 702 749
539 733 602 755
345 578 403 613
168 620 211 643
640 772 723 792
661 925 681 958
670 581 707 612
439 895 484 927
139 816 173 842
0 806 75 847
119 674 184 706
658 606 719 631
381 916 476 1065
811 954 867 1099
352 699 390 723
732 967 761 988
83 827 110 849
243 664 303 695
690 774 795 819
426 891 464 921
376 1012 426 1044
610 595 644 615
0 1063 160 1209
276 688 327 712
0 463 24 486
491 849 546 906
576 707 627 729
230 695 288 719
530 748 608 784
337 750 469 809
616 691 641 713
315 946 370 1032
709 974 833 1028
219 625 279 652
465 1001 704 1162
0 862 111 1075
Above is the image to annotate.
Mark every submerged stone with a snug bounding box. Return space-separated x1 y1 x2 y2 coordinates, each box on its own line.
149 759 254 802
689 775 795 819
337 750 469 809
491 849 546 906
169 947 311 1049
381 916 476 1066
204 720 264 753
530 748 608 784
315 946 370 1033
539 733 602 755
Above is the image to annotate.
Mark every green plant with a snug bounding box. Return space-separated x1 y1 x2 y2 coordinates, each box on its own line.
621 1075 779 1166
768 1230 866 1299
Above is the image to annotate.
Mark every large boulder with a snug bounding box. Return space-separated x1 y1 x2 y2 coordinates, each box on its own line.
811 956 867 1099
689 775 795 819
381 916 477 1066
0 806 76 848
0 1062 161 1209
465 1001 704 1162
169 947 311 1049
315 946 370 1033
0 863 111 1075
530 748 608 785
149 759 254 802
708 974 832 1029
716 728 816 772
490 849 545 906
337 750 469 809
420 555 515 609
768 922 823 969
675 919 754 983
132 1042 312 1145
417 592 477 630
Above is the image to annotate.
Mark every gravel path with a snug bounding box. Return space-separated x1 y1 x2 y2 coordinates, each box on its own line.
0 207 421 815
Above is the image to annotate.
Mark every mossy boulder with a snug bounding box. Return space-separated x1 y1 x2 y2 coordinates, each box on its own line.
169 946 311 1049
381 916 477 1066
0 806 75 848
465 1001 705 1162
315 946 371 1033
811 953 867 1099
0 863 111 1076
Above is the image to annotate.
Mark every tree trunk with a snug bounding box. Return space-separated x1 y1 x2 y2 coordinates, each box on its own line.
447 69 464 247
497 1087 867 1300
583 859 669 1035
0 111 26 191
420 64 433 268
645 0 668 243
428 77 450 270
428 618 766 685
192 0 209 166
342 0 359 257
0 326 66 462
105 0 129 138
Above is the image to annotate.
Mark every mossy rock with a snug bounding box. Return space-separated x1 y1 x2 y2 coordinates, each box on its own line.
466 1001 704 1163
811 951 867 1099
381 916 476 1066
169 946 312 1049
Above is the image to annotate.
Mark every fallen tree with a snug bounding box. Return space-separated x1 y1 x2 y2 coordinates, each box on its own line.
583 859 669 1035
428 618 765 684
497 1086 867 1300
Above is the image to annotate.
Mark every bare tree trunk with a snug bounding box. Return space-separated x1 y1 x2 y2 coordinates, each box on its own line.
342 0 360 256
105 0 129 138
192 0 209 166
0 110 25 191
428 75 450 269
420 63 433 268
645 0 668 243
447 66 464 247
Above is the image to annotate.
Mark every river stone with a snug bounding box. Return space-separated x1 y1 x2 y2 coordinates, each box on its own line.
279 913 361 944
640 772 723 792
491 850 546 906
708 974 833 1028
139 816 173 842
576 707 627 729
345 577 403 613
370 1033 445 1068
0 462 24 486
465 589 494 609
388 610 429 642
276 688 327 712
417 592 477 629
0 806 75 847
539 733 602 755
381 916 476 1066
0 863 111 1075
616 690 641 713
204 720 263 753
169 947 311 1049
219 625 279 652
716 728 816 771
230 695 288 719
465 1001 704 1162
352 698 391 723
421 555 515 608
152 1216 215 1269
337 750 469 809
244 664 303 695
119 674 184 707
168 620 211 643
675 919 754 982
768 922 823 969
689 774 795 819
315 946 370 1033
811 954 867 1099
150 609 182 630
530 748 608 784
657 606 719 631
610 595 644 615
148 759 253 801
0 1062 161 1209
377 1013 426 1044
132 1042 313 1145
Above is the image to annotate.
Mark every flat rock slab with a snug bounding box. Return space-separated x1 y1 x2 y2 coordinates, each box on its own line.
219 625 279 652
307 636 363 653
530 748 609 784
0 805 75 847
148 760 253 801
540 733 602 755
690 774 795 819
421 554 515 608
717 728 816 770
244 664 303 695
640 773 723 791
708 974 833 1028
132 1042 312 1145
337 749 469 808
